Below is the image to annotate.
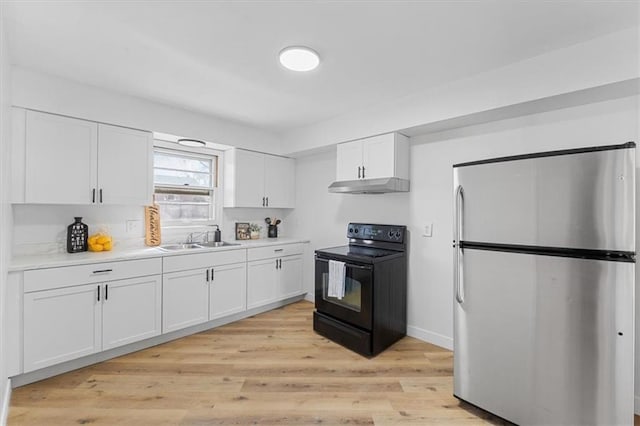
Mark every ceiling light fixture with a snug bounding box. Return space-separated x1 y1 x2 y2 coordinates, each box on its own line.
279 46 320 72
177 138 206 147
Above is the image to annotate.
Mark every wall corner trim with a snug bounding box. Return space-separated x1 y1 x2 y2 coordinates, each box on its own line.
407 325 453 351
635 395 640 416
1 378 11 426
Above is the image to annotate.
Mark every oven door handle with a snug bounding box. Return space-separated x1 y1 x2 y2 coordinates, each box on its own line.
315 257 373 271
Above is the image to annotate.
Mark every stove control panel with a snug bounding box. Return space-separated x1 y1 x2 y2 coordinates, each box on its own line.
347 223 406 243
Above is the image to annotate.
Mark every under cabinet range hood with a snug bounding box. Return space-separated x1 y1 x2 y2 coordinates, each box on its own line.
328 177 410 194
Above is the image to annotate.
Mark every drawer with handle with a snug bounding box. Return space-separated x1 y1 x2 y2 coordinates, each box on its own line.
24 258 162 293
247 243 304 262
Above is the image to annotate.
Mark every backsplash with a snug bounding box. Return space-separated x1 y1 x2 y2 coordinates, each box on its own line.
12 204 293 256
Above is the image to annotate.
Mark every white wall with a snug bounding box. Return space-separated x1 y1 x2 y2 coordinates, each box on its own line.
290 95 639 384
282 27 639 155
0 4 12 421
12 67 282 153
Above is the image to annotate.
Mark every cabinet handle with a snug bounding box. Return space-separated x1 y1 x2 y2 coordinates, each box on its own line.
358 166 361 179
274 248 283 252
92 269 113 274
266 197 269 207
206 269 209 282
92 188 96 203
97 285 100 301
105 284 108 301
362 166 365 179
262 197 265 207
99 189 103 203
278 259 282 269
211 268 215 281
275 259 279 269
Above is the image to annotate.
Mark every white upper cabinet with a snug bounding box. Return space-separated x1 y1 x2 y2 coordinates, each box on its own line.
224 148 295 208
97 124 153 205
335 133 409 181
336 140 363 181
14 109 153 205
225 149 265 208
264 154 295 208
24 110 98 204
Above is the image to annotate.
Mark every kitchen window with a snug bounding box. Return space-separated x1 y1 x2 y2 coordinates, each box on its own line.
153 148 219 223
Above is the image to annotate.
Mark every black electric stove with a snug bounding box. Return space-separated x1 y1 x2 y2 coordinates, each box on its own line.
313 223 407 356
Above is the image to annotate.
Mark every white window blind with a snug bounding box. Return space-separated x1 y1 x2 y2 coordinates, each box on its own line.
153 149 217 222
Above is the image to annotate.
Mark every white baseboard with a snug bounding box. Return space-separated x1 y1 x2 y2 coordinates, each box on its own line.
304 293 314 303
1 378 11 426
407 325 453 350
635 395 640 416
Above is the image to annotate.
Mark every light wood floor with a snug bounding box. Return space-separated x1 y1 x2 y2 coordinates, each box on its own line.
8 301 640 425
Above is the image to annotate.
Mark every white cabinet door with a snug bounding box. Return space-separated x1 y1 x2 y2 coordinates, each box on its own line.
362 134 396 179
264 155 295 208
247 258 278 309
233 150 265 208
97 124 153 205
24 284 101 373
102 275 162 350
25 110 98 204
278 255 304 300
209 263 247 320
336 140 363 181
163 269 209 333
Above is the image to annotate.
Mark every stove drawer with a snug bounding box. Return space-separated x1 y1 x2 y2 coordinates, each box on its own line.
313 311 372 356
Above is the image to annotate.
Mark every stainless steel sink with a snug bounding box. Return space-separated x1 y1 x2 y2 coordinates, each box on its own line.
197 241 240 248
158 241 240 251
157 243 206 251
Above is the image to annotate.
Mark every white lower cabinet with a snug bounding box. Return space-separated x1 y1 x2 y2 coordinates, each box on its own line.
279 255 304 299
22 258 162 373
102 275 162 350
209 263 247 320
162 249 248 333
247 244 304 310
162 268 210 333
247 258 279 309
23 272 162 373
24 284 102 373
19 244 305 376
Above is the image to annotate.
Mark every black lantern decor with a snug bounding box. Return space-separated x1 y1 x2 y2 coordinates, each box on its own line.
67 217 88 253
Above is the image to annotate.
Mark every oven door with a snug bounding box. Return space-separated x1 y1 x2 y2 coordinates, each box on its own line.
315 256 373 330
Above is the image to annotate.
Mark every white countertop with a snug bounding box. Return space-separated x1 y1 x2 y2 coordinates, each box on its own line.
9 237 310 271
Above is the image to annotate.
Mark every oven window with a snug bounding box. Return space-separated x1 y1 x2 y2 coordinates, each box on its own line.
322 272 362 312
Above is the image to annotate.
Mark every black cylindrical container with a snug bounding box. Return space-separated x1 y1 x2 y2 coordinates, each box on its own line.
268 225 278 238
67 217 88 253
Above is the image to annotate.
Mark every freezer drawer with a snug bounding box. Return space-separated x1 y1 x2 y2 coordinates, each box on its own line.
454 145 635 251
454 248 634 425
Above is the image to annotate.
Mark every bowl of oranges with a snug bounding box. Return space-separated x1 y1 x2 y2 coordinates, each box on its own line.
88 233 113 252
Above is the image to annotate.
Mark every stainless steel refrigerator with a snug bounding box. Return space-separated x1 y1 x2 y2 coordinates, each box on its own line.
453 142 636 425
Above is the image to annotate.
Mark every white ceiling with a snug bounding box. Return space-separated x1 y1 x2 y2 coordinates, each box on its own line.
3 1 638 132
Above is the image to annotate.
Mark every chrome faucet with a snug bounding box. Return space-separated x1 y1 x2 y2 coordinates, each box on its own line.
186 231 207 244
186 225 220 244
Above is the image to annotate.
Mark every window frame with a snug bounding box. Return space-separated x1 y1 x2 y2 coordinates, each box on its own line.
153 140 224 227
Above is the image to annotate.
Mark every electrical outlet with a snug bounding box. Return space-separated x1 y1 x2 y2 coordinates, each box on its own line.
126 220 142 235
423 223 433 237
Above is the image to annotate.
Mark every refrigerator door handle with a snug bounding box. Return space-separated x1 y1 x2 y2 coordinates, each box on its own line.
454 185 465 303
